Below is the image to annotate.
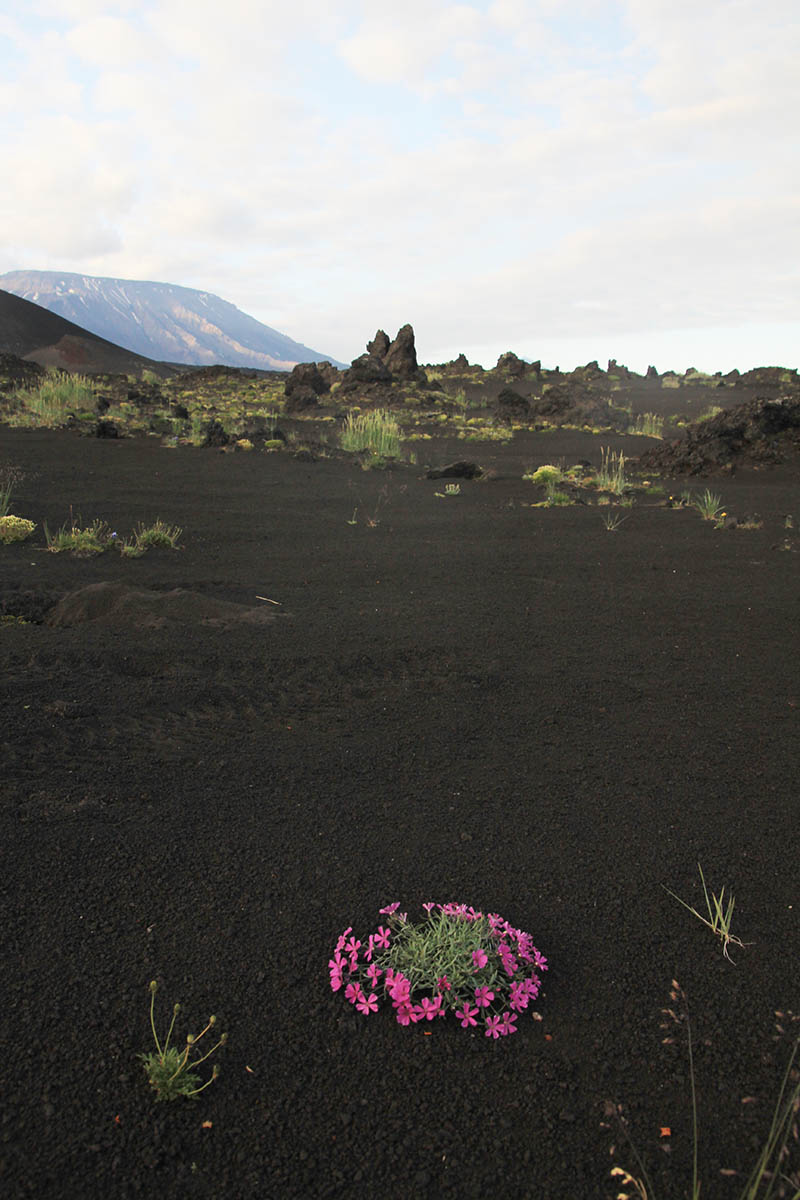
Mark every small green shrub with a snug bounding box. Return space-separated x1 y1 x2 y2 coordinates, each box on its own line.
45 518 109 556
133 519 182 550
0 515 36 544
525 464 563 485
140 980 227 1102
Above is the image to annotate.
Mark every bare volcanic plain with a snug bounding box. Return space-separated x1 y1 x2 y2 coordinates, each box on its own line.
1 408 798 1199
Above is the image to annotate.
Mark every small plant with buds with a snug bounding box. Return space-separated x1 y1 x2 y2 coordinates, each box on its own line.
140 980 227 1101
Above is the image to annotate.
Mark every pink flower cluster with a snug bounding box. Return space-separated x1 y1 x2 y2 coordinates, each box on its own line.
328 901 548 1038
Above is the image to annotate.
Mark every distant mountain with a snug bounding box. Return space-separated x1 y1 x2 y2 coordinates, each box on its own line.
0 287 169 375
0 270 342 371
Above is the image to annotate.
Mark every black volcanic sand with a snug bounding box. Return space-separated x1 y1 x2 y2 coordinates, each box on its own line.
1 427 798 1199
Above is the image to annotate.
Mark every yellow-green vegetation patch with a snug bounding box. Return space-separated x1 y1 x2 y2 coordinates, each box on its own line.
340 409 402 461
9 370 96 428
524 464 563 485
0 515 36 544
45 518 110 556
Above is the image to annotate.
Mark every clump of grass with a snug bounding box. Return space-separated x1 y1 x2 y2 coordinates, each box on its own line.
0 515 36 544
609 985 800 1200
627 412 664 438
14 371 95 426
340 409 401 461
663 863 751 962
0 481 13 518
595 447 627 495
696 403 723 423
602 511 628 531
545 483 572 506
131 519 182 550
693 489 723 521
140 980 227 1102
44 518 110 556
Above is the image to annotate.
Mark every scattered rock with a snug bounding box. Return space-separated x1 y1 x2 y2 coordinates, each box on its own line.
427 461 483 480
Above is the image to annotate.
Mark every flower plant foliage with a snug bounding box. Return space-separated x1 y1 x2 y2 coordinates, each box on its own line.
329 901 548 1037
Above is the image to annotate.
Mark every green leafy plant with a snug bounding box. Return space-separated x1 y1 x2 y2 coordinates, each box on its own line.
44 517 110 556
545 483 572 506
140 980 227 1102
131 518 182 550
663 863 751 962
693 489 723 521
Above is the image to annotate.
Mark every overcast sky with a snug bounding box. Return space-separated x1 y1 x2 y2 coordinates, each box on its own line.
1 0 798 371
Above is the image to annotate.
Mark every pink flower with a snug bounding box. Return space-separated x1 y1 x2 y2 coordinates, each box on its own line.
474 985 494 1008
472 948 488 970
379 902 400 915
456 1003 479 1028
335 927 352 953
395 1002 414 1026
533 949 548 971
345 982 363 1005
500 1011 518 1036
422 901 436 915
366 963 383 986
485 1014 503 1039
418 996 443 1021
389 975 411 1005
373 925 391 950
356 992 379 1015
329 960 345 991
509 981 530 1012
436 976 451 992
345 936 361 959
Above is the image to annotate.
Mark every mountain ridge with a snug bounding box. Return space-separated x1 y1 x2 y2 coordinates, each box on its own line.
0 270 341 371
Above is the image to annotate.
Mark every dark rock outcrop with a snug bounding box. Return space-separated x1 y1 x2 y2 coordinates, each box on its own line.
285 361 330 398
342 354 392 386
495 387 531 423
383 324 418 380
366 330 391 358
496 351 526 378
639 395 800 475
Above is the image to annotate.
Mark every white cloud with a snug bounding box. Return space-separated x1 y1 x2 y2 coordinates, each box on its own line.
0 0 798 369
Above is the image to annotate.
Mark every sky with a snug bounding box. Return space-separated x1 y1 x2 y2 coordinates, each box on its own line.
0 0 798 373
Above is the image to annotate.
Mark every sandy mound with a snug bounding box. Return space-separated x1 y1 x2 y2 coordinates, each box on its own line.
44 580 283 629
